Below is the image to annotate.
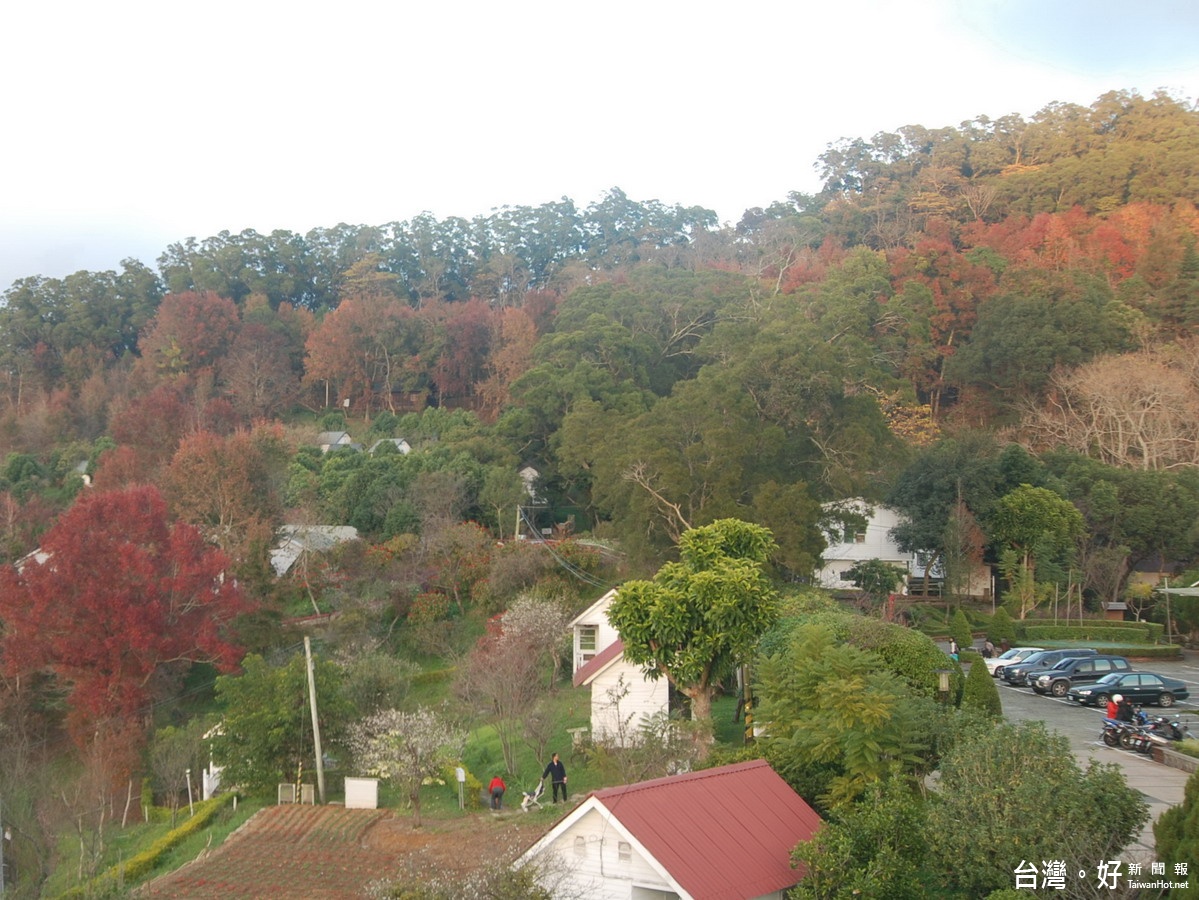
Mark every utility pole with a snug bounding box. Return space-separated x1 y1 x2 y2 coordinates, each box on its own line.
304 637 327 804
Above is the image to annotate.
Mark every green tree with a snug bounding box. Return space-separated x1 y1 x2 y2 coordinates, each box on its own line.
843 559 907 608
960 656 1002 719
990 484 1085 618
756 624 929 808
988 607 1016 646
949 608 973 652
1154 768 1199 893
606 519 778 732
212 652 355 794
927 720 1147 896
790 779 930 900
747 480 827 581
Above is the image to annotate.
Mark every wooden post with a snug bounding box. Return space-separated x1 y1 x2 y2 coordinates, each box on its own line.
305 637 327 804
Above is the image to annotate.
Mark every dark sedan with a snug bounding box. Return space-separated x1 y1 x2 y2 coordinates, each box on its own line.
1068 671 1190 708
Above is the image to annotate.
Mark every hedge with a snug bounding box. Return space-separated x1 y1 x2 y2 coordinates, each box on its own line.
57 793 236 899
1018 623 1164 644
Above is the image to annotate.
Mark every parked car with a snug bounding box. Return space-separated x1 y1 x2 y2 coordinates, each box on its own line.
1003 648 1098 686
984 647 1045 678
1030 655 1133 697
1069 671 1191 707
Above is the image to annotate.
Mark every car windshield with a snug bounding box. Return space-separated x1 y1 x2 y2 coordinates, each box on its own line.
1094 673 1124 686
996 649 1021 660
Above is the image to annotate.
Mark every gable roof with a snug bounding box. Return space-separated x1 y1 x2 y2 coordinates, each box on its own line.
270 525 360 576
368 438 411 455
572 638 625 687
521 759 820 900
568 587 617 629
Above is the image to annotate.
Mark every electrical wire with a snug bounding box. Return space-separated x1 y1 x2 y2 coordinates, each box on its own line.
518 507 614 590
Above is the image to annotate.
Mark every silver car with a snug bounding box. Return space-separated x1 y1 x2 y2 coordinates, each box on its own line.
984 647 1045 678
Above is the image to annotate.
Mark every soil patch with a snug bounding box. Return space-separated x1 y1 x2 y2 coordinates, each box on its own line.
137 804 551 899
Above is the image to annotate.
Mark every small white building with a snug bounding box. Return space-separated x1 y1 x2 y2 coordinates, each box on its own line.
516 759 822 900
315 431 357 453
571 589 668 747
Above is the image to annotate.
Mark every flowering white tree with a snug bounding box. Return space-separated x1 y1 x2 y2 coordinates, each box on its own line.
456 596 573 775
350 707 465 826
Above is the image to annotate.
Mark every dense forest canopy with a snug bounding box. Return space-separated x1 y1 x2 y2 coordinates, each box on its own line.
3 86 1199 583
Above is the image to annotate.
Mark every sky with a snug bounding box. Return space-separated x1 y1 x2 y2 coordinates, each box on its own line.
1 0 1197 294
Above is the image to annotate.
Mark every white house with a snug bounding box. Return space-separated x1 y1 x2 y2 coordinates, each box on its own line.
816 500 993 599
571 589 668 746
816 500 914 591
516 759 822 900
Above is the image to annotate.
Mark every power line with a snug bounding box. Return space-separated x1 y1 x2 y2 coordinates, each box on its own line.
518 507 612 589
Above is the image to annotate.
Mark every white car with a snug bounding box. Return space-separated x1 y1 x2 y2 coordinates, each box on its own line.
984 647 1046 678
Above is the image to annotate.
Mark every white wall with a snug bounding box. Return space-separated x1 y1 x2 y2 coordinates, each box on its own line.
533 807 674 899
589 666 669 747
573 589 622 672
816 503 913 590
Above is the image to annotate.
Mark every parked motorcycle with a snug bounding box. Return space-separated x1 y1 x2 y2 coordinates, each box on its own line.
1101 707 1149 748
1102 719 1138 748
1114 715 1190 754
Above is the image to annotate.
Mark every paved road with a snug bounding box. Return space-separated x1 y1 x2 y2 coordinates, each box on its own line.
989 650 1199 863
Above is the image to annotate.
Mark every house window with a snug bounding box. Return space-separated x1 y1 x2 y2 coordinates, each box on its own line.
579 626 597 652
574 836 586 857
618 841 632 862
854 532 867 544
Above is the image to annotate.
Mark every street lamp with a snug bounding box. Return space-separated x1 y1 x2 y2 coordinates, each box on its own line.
936 668 953 702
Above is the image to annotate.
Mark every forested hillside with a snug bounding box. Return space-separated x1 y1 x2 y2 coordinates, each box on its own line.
2 87 1199 893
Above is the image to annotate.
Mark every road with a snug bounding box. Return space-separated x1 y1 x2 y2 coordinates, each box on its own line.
991 650 1199 863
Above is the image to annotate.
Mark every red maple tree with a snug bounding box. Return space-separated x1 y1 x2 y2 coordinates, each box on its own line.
0 485 251 742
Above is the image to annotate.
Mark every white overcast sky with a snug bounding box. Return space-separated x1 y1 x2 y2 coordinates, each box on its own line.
1 0 1197 293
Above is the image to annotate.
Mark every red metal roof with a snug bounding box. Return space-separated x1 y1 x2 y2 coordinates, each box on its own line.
590 758 821 899
572 637 624 687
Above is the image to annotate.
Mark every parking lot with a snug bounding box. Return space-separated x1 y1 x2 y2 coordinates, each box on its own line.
994 651 1199 740
990 649 1199 862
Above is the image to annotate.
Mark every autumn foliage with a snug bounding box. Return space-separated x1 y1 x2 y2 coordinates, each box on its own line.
0 485 251 742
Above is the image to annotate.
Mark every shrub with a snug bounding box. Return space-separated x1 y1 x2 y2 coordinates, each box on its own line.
950 609 973 651
988 607 1016 646
1155 767 1199 882
1021 623 1164 644
960 658 1002 719
58 794 235 898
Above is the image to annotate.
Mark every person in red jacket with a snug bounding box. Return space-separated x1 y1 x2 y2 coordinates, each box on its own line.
1106 695 1120 720
489 775 506 810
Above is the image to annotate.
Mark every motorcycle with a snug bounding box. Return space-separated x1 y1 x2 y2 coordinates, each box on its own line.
1146 716 1190 744
1102 718 1138 748
1115 715 1190 754
1101 707 1149 748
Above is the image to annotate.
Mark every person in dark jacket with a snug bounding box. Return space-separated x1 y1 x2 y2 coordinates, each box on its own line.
1115 696 1136 723
542 752 567 803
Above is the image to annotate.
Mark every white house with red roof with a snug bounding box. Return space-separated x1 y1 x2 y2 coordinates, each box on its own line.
516 759 821 899
571 588 669 747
